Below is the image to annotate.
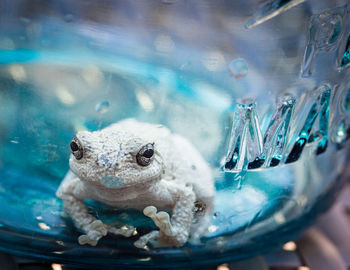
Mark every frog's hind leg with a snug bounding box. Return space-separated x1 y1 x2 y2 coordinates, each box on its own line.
189 213 211 243
189 197 214 243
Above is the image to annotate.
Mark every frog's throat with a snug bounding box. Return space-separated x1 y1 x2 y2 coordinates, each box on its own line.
99 174 161 189
90 175 162 199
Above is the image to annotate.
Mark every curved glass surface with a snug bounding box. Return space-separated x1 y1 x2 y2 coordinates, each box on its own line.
0 0 349 268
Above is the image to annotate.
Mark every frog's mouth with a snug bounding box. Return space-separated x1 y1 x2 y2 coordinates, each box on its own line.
100 175 124 188
99 174 162 189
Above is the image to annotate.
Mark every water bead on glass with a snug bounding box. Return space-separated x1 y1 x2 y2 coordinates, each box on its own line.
95 101 110 114
228 59 248 80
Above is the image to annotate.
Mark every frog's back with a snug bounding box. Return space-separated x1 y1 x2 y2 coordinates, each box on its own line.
105 118 172 146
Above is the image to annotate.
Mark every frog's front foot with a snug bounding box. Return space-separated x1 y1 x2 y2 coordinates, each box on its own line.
78 220 107 246
134 230 159 249
133 206 187 249
143 206 173 236
106 224 137 237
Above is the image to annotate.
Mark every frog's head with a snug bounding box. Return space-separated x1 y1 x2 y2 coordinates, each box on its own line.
68 129 163 189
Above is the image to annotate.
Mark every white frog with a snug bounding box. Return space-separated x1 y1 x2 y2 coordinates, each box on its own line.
56 118 214 248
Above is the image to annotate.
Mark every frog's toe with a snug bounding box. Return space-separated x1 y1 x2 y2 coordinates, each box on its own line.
88 220 108 236
106 224 137 237
143 206 173 235
156 211 170 222
134 239 147 249
143 206 157 217
78 234 98 246
134 230 159 249
143 205 162 228
120 225 137 237
156 211 172 236
78 234 89 245
90 220 103 229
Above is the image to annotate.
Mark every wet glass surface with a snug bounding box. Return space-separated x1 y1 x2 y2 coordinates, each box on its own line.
0 0 349 268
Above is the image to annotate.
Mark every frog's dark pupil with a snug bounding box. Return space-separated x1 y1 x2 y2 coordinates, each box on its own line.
143 149 154 158
70 141 79 152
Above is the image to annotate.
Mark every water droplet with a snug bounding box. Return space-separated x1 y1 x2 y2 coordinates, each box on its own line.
38 222 51 230
8 64 26 82
56 86 75 105
334 120 347 144
274 212 286 224
95 101 110 114
82 66 103 86
135 89 154 112
228 59 248 79
213 212 220 218
208 225 218 233
202 51 225 71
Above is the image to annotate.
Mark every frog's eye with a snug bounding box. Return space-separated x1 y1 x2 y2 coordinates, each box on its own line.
70 137 83 160
136 143 154 167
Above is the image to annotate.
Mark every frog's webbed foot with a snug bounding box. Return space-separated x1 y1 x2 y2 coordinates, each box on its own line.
106 224 137 237
143 206 173 236
78 220 107 246
134 206 185 248
78 221 136 246
134 230 159 249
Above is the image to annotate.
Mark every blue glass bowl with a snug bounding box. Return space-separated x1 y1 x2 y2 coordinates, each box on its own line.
0 1 349 268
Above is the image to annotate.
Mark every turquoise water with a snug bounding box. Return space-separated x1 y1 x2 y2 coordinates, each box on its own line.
0 50 347 267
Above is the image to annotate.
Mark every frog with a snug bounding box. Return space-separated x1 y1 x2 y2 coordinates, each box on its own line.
56 118 215 248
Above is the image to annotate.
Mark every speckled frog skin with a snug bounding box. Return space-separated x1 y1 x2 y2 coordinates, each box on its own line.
56 119 214 248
